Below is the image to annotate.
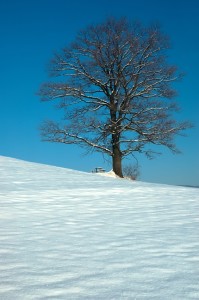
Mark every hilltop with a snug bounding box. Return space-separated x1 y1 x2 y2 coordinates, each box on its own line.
0 156 199 299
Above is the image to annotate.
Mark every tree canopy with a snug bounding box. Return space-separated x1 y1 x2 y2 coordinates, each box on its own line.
39 18 191 177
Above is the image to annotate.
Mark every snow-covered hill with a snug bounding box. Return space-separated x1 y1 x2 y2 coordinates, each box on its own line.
0 156 199 299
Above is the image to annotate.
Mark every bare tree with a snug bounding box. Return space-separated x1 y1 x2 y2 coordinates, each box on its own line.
39 18 191 178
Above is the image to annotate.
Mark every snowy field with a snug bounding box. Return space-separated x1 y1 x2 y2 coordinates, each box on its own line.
0 156 199 299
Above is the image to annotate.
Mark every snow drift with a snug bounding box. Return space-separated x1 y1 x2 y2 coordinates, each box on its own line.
0 156 199 299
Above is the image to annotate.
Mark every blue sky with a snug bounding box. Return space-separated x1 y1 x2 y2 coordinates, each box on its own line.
0 0 198 186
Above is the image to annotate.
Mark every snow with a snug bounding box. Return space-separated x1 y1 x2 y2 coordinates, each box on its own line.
97 169 119 178
0 156 199 299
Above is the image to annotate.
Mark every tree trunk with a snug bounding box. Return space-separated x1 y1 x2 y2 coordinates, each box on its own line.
110 102 123 177
112 139 123 178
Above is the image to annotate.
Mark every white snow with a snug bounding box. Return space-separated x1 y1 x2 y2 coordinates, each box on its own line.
97 169 119 178
0 156 199 299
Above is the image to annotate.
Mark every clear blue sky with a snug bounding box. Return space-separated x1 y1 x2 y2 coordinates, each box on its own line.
0 0 199 186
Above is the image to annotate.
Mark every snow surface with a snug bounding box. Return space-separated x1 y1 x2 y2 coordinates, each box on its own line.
0 156 199 299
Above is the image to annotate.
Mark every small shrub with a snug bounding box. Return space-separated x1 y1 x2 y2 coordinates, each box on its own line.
123 164 140 180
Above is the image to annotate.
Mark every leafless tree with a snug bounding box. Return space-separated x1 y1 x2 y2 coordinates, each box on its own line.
39 18 191 178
